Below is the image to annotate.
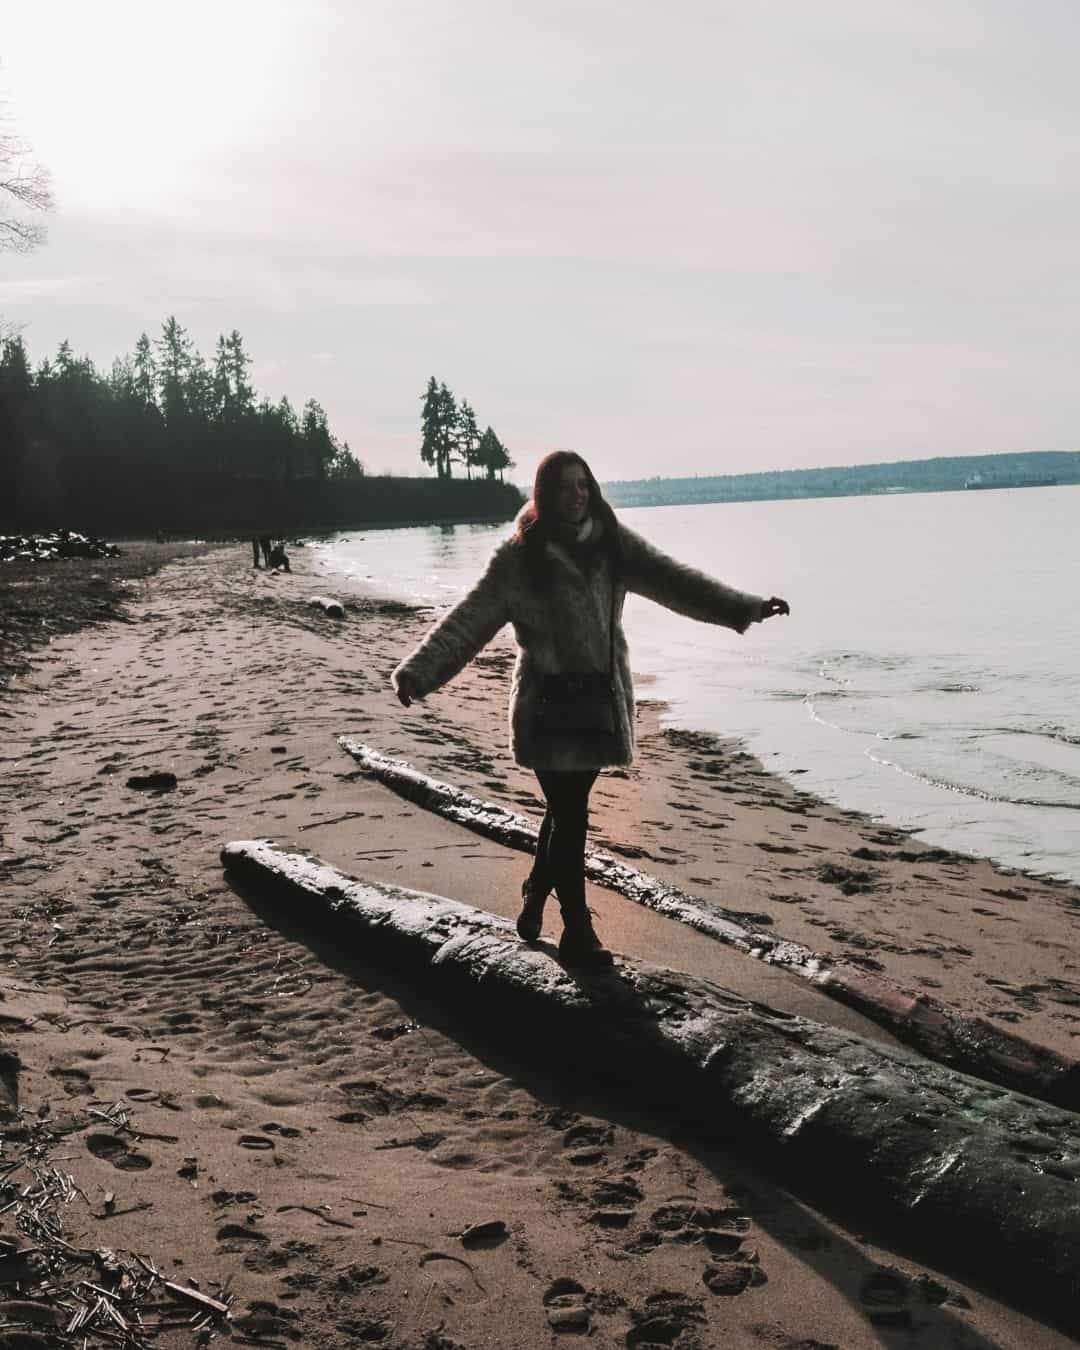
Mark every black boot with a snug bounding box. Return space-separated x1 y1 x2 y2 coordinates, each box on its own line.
516 877 548 943
558 904 614 968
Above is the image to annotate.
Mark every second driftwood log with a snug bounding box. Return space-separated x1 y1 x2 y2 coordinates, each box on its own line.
337 738 1080 1111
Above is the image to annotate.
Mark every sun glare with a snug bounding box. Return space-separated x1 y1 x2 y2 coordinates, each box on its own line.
4 1 290 212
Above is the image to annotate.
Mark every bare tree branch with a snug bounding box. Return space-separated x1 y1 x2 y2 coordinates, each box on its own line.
0 112 55 254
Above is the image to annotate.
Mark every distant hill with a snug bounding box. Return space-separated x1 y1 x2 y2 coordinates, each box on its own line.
603 450 1080 509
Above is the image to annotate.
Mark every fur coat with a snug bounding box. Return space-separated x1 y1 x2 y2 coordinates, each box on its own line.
391 512 766 772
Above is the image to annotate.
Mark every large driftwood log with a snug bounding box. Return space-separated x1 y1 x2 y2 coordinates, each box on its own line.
221 838 1080 1329
337 738 1080 1111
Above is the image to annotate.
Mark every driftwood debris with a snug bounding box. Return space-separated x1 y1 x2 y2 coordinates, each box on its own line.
0 1086 241 1343
162 1279 231 1315
221 837 1080 1331
309 595 345 619
337 738 1080 1111
0 1130 234 1346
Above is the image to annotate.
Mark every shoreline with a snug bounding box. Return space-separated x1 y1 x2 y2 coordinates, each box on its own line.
309 513 1080 890
2 542 1079 1347
8 539 1080 1051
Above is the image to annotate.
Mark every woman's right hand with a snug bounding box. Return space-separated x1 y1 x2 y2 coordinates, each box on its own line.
395 672 417 707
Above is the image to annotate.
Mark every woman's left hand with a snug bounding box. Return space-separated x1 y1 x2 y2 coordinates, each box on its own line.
761 596 790 619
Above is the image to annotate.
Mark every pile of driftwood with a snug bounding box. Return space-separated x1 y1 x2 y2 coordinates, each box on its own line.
0 533 122 563
0 1116 232 1347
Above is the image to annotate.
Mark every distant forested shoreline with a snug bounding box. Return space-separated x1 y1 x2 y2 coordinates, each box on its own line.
0 321 523 534
604 450 1080 509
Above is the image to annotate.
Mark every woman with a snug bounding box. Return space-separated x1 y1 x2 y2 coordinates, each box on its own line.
393 451 789 967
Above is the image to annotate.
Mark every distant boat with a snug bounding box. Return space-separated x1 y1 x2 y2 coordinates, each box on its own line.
964 473 1058 490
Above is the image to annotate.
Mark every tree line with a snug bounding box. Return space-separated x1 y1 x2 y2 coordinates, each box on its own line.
420 376 513 481
0 318 363 530
603 450 1080 509
0 109 523 533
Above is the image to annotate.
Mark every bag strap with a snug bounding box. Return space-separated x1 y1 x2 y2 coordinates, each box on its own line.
607 564 617 682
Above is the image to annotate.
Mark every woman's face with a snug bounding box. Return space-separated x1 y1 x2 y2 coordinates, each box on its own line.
557 462 591 524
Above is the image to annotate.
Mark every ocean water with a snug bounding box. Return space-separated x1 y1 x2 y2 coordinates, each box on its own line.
309 487 1080 883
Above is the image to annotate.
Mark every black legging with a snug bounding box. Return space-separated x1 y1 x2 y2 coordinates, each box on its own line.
529 769 599 912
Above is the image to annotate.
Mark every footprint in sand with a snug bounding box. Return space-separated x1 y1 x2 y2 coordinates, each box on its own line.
588 1177 643 1229
210 1189 258 1207
626 1291 705 1347
418 1252 487 1305
85 1133 152 1171
703 1260 766 1295
857 1265 945 1328
562 1122 613 1149
48 1067 93 1097
543 1277 592 1334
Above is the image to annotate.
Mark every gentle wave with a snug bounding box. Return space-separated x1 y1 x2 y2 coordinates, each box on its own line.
864 746 1080 812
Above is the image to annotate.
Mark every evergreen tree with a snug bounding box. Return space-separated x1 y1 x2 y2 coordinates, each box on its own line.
186 351 213 424
212 336 232 417
420 375 441 474
282 395 299 483
212 330 255 477
477 426 513 482
224 329 254 412
436 382 458 479
496 434 513 481
54 339 76 378
0 334 33 518
2 320 360 529
300 398 336 478
41 341 105 518
327 439 364 480
132 333 157 409
156 316 193 425
457 399 480 480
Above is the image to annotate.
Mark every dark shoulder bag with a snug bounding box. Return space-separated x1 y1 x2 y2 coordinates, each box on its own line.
532 577 618 747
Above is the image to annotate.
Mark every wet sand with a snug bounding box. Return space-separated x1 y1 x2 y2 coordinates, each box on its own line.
1 543 1078 1348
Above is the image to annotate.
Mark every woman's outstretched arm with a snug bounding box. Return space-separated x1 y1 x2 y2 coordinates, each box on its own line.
392 545 513 705
620 524 787 633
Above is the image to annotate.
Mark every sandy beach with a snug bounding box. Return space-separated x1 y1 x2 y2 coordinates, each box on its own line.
2 541 1078 1349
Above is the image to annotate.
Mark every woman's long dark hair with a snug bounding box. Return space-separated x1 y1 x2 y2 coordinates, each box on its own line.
513 450 622 582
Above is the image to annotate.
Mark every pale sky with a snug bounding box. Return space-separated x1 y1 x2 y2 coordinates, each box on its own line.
2 1 1078 481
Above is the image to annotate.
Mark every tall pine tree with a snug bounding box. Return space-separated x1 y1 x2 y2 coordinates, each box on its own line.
420 376 441 474
436 383 458 479
156 316 193 426
457 399 480 480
